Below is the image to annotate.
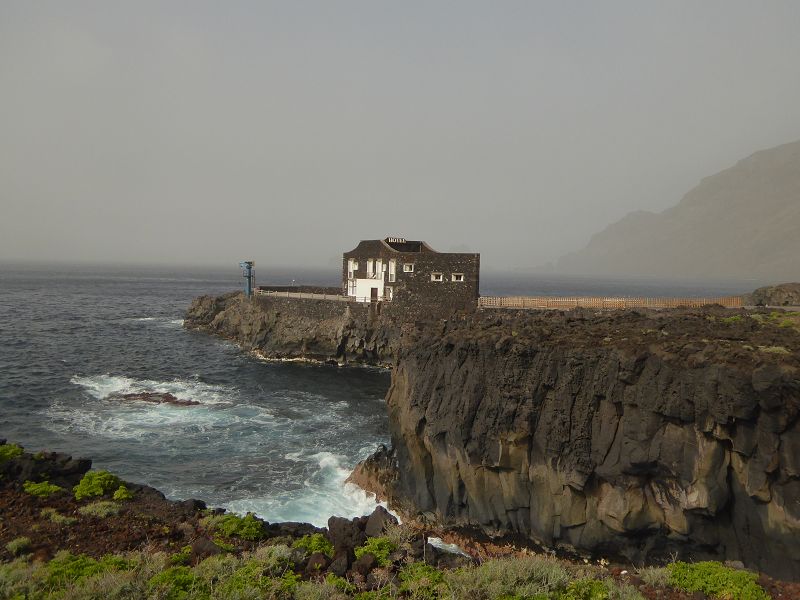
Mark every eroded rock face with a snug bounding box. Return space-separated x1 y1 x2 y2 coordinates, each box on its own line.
746 283 800 307
355 309 800 580
185 292 402 365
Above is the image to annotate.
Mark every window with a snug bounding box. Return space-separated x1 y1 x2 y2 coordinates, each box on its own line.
388 259 396 282
385 286 393 301
403 263 414 273
452 273 464 282
431 273 443 282
352 262 359 270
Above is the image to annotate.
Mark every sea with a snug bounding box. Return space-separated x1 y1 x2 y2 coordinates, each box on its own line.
0 263 758 526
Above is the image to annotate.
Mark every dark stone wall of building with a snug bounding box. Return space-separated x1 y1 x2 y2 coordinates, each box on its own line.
389 252 479 312
343 240 480 313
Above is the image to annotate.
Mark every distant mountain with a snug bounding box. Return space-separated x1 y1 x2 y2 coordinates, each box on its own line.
558 140 800 281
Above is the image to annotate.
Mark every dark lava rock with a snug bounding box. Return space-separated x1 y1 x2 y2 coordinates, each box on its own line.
266 521 320 539
328 553 349 577
328 516 367 562
109 392 200 406
746 282 800 306
190 537 221 560
351 552 377 576
0 450 91 489
365 505 398 537
179 499 207 513
353 308 800 580
305 552 330 576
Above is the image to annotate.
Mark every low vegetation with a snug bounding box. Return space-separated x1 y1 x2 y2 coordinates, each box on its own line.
73 470 122 501
23 479 64 498
77 500 122 518
355 536 397 567
202 511 268 541
0 545 778 600
666 561 770 600
112 484 134 501
293 533 334 558
4 537 31 557
0 443 24 463
40 507 78 526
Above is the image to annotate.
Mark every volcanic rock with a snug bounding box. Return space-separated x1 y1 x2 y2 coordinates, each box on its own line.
353 308 800 580
364 505 398 537
109 392 200 406
745 282 800 307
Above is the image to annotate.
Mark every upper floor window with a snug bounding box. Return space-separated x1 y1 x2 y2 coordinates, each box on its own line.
403 263 415 273
452 273 464 282
431 273 443 282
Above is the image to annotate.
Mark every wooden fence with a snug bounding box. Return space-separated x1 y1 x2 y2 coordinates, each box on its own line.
478 295 744 310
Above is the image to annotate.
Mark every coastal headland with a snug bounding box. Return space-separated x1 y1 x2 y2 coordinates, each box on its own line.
185 289 800 581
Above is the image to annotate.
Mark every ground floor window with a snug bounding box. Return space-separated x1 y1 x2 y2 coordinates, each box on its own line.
431 272 443 282
452 273 464 282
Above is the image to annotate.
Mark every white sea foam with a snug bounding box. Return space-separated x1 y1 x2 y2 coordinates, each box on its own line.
70 374 235 406
226 450 386 527
428 538 469 556
48 374 260 440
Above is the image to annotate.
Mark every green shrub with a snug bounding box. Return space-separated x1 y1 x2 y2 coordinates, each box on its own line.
759 345 791 355
0 443 24 463
399 562 445 599
325 572 357 593
147 565 208 600
249 544 294 575
170 545 193 566
667 561 769 600
78 500 121 518
293 533 334 557
720 315 743 325
444 555 570 599
112 484 134 501
637 566 670 588
216 512 267 541
5 537 31 557
558 578 610 599
23 480 64 498
213 537 236 552
45 551 131 586
217 559 278 597
40 507 77 526
354 536 397 567
33 451 46 461
73 470 122 500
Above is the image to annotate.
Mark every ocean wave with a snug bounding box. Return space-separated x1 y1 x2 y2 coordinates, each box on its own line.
225 450 385 527
70 374 235 406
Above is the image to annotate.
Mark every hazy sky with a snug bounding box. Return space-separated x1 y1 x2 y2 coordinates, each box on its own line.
2 1 800 271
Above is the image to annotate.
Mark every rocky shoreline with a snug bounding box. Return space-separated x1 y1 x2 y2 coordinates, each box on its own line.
3 440 799 599
184 292 800 582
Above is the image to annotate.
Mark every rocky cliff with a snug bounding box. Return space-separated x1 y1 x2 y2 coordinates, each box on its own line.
186 293 800 579
352 308 800 580
745 283 800 307
185 292 404 365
